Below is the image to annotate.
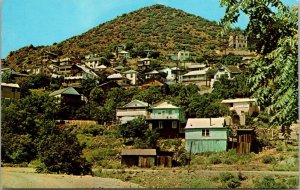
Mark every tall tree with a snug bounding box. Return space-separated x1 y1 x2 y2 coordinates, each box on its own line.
220 1 298 131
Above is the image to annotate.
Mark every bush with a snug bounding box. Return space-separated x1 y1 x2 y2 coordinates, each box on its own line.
262 155 276 164
254 176 287 189
219 172 241 188
209 156 221 164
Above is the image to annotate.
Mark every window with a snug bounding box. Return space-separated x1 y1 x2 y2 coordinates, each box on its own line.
159 121 163 129
172 121 177 129
202 129 210 137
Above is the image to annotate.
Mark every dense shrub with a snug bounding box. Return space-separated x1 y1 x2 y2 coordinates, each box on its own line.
209 156 222 164
262 155 276 164
219 172 241 188
254 176 287 189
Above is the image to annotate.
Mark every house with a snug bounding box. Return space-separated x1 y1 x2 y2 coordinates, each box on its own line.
85 56 106 69
171 67 184 83
107 73 130 86
228 35 248 49
98 81 120 91
146 101 186 138
187 64 207 71
211 65 242 87
114 65 125 72
63 64 98 87
117 50 130 59
214 65 242 80
178 50 190 61
159 67 175 82
141 79 168 90
145 70 161 80
137 58 151 69
221 98 259 117
49 87 82 105
123 70 138 85
185 118 228 153
182 69 208 83
116 99 150 124
121 149 156 168
1 83 20 99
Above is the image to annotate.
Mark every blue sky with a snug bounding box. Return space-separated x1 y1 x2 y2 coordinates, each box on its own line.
1 0 297 58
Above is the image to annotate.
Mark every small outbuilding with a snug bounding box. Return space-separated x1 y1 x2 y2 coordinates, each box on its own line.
236 129 257 154
121 149 156 168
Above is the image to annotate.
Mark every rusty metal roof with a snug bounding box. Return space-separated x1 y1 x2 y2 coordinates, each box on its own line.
121 149 156 156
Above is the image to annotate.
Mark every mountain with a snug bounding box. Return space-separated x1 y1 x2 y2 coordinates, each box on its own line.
4 4 226 69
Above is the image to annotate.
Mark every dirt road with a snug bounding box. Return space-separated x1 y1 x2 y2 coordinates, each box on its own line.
1 167 142 188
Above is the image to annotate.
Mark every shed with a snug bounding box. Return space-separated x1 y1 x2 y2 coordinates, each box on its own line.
121 149 156 168
157 151 174 167
236 129 256 154
185 118 228 153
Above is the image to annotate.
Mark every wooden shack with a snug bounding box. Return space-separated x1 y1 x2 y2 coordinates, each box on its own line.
121 149 156 168
236 129 255 154
157 151 174 167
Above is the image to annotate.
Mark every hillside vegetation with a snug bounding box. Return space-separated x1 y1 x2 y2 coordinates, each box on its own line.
5 4 225 69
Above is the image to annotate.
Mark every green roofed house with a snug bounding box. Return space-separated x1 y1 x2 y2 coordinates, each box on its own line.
49 87 82 105
185 118 228 153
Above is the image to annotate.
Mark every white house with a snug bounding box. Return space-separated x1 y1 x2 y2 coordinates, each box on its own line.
178 50 190 61
211 65 242 87
182 68 208 82
123 70 138 85
221 98 259 116
118 50 130 59
116 99 150 124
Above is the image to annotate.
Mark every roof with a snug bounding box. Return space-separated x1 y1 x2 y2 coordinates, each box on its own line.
152 101 179 109
119 50 129 54
223 65 242 73
185 118 226 129
121 149 156 156
76 64 98 77
49 87 80 96
171 67 182 71
1 83 20 88
107 73 123 79
142 79 167 87
98 65 107 69
183 70 207 76
123 69 137 74
187 64 206 69
114 65 125 70
121 99 149 108
221 98 256 104
146 70 159 75
139 58 151 61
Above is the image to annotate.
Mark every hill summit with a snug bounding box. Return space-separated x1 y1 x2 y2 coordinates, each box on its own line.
5 4 224 69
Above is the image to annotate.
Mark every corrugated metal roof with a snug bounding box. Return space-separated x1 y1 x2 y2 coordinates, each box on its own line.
121 149 156 156
107 73 123 79
1 83 20 88
221 98 256 103
224 65 242 73
123 69 137 74
187 64 206 69
49 87 80 96
183 70 207 76
185 118 226 129
122 99 149 108
146 70 159 75
152 101 179 109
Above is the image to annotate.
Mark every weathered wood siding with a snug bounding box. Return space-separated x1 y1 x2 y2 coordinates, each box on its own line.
237 131 253 154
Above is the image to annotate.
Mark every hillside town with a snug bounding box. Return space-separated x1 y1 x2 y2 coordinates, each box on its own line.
1 2 298 189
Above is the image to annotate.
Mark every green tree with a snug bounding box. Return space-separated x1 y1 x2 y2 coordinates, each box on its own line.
220 1 298 129
37 122 92 175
